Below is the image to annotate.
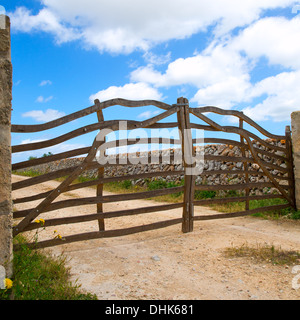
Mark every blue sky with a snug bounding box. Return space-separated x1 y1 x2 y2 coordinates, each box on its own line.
3 1 300 163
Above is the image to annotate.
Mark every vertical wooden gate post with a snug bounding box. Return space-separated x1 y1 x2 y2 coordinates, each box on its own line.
95 99 105 231
239 118 250 211
177 97 194 233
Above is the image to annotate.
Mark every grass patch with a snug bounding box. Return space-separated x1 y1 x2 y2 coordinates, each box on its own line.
103 178 185 202
290 210 300 220
145 179 184 202
12 169 41 178
0 235 97 300
104 180 144 194
208 195 296 220
224 243 300 266
194 190 216 200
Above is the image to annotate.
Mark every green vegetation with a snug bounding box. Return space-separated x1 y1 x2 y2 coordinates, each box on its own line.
0 235 97 300
42 152 53 157
208 195 293 220
13 169 41 177
194 190 216 200
224 242 300 266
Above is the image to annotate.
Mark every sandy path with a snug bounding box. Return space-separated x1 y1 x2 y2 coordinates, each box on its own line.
12 174 300 300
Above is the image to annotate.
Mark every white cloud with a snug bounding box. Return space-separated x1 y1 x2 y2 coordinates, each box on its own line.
40 80 52 86
89 82 163 102
191 75 252 109
22 109 66 122
143 51 172 66
9 0 297 54
9 1 300 123
130 65 164 87
137 110 160 119
36 96 44 103
242 70 300 121
131 43 251 88
131 42 252 109
10 7 81 44
20 138 46 145
231 16 300 69
35 95 53 103
131 14 300 118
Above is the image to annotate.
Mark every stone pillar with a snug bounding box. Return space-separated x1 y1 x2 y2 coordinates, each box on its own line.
291 111 300 211
0 15 13 278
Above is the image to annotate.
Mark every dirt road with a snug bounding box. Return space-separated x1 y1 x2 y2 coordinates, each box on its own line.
12 174 300 300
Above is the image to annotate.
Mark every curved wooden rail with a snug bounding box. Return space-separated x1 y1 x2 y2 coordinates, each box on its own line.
190 123 286 152
12 147 91 171
190 107 285 140
14 218 183 250
194 203 291 221
13 170 186 205
12 106 179 153
21 203 184 232
12 136 182 171
14 186 185 218
12 99 173 133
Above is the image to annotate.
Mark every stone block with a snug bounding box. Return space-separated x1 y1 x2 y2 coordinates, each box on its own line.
0 214 13 277
0 15 12 278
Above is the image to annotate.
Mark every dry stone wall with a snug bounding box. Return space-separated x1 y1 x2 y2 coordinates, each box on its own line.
16 139 288 197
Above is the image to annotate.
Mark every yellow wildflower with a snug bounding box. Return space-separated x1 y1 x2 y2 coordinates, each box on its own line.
35 219 45 226
4 278 13 289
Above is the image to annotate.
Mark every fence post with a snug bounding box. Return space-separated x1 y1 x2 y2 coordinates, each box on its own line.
291 112 300 210
95 99 105 231
177 97 194 233
239 118 250 211
0 15 13 278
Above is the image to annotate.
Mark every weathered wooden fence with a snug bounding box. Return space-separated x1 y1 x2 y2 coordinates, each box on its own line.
11 97 296 249
189 105 295 225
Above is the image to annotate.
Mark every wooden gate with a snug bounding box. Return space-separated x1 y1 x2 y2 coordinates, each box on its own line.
11 97 295 249
188 105 296 227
